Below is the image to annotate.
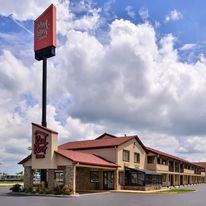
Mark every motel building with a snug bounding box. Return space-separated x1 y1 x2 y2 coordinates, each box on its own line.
19 123 206 194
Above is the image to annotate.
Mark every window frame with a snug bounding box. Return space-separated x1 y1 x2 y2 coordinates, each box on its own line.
90 171 99 183
123 149 130 162
134 152 140 163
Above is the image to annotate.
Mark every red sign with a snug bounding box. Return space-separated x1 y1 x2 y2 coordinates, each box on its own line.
34 4 56 52
34 130 49 159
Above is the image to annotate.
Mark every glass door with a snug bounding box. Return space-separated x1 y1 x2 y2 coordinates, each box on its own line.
103 171 114 190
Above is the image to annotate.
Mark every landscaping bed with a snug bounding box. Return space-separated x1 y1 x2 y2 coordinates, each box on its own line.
9 183 73 196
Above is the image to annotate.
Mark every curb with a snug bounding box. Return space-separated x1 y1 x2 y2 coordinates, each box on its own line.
9 192 74 198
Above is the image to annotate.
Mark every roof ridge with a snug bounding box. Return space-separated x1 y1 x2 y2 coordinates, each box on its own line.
59 135 135 149
95 133 117 139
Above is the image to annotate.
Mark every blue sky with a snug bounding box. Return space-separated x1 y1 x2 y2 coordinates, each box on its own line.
1 0 206 174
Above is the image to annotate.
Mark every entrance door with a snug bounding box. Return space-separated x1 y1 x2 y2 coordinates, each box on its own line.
103 171 114 190
180 175 183 185
169 174 174 186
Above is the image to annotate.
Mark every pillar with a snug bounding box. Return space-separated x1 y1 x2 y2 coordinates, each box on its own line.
114 169 120 190
64 165 76 194
166 174 170 186
48 169 55 190
24 166 33 189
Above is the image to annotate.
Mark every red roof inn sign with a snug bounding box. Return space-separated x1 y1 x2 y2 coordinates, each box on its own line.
34 4 56 60
34 131 49 159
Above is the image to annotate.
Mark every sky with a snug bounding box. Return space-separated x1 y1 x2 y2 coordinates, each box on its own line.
1 0 206 174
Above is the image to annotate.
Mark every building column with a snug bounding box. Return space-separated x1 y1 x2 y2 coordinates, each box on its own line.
114 169 120 190
48 169 55 190
173 175 175 186
64 165 76 194
24 166 33 189
178 175 180 186
154 156 158 164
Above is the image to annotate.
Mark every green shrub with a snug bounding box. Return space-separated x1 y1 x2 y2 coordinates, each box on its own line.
53 185 63 195
25 188 33 193
41 189 53 194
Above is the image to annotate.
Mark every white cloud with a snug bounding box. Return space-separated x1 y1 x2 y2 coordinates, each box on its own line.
179 43 196 51
2 3 206 173
0 0 100 36
125 6 136 19
138 7 149 21
0 0 56 20
165 9 183 22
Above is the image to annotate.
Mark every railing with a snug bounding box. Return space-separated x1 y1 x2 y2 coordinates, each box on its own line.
156 164 169 171
147 163 169 171
201 172 206 176
184 169 194 175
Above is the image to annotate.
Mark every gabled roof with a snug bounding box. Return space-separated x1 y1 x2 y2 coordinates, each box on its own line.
95 133 117 140
193 162 206 168
59 134 146 150
32 123 58 134
18 154 32 164
56 149 118 168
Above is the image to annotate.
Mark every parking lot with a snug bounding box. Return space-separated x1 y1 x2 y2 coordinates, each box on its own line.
0 184 206 206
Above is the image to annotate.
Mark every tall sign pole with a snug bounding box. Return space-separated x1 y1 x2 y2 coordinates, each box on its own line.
34 4 56 185
42 57 47 127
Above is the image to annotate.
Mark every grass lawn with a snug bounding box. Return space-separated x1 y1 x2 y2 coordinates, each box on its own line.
0 182 23 187
155 189 196 194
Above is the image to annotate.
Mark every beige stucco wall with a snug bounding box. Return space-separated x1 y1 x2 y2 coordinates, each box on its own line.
23 158 32 167
32 124 58 169
76 148 117 163
56 155 73 166
117 139 147 170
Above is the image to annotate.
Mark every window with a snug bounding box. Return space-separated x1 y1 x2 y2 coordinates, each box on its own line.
90 171 99 183
118 171 124 185
125 168 145 186
162 174 167 182
123 150 130 162
134 153 140 163
55 171 64 183
145 174 162 185
147 156 155 164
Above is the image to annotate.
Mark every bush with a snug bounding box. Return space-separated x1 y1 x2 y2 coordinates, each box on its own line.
10 184 22 192
24 188 33 193
62 184 73 195
53 185 63 195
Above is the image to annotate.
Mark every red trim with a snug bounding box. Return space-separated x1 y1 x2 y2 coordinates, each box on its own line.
32 123 58 134
71 146 116 150
77 162 118 168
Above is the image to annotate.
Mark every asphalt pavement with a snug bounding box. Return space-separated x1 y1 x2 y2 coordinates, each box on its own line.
0 184 206 206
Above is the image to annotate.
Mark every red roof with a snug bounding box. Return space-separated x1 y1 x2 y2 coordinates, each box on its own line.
193 162 206 168
18 154 32 164
56 149 118 168
146 147 202 167
59 134 145 150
